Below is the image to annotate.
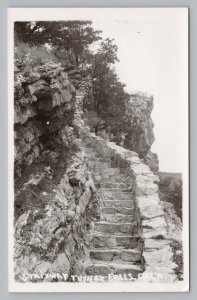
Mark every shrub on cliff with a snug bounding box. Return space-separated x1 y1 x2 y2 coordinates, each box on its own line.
14 21 101 66
14 43 59 68
159 173 182 220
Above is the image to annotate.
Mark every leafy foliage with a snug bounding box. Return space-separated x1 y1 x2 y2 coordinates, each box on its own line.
83 38 131 140
14 21 132 143
14 42 59 67
15 21 101 65
159 173 182 220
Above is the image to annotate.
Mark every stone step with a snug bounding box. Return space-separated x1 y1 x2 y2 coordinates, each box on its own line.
94 221 136 235
83 144 143 279
100 177 130 186
94 168 120 175
93 172 112 180
99 191 114 200
101 206 136 215
83 147 96 152
106 173 130 181
87 156 100 162
98 157 111 163
87 155 111 162
92 162 111 168
99 190 133 200
101 182 128 189
90 248 142 262
101 213 135 223
84 151 97 157
85 261 143 278
84 148 96 154
100 187 121 191
95 173 111 180
102 200 135 208
90 233 142 249
100 187 131 192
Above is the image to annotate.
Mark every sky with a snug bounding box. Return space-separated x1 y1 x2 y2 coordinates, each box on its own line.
91 11 188 173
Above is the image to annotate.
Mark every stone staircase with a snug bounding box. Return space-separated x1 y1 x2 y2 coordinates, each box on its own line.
83 146 144 280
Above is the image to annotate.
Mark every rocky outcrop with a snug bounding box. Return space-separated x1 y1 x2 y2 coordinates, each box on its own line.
14 62 100 282
144 151 159 173
14 142 99 282
124 93 154 155
14 62 81 177
123 93 159 172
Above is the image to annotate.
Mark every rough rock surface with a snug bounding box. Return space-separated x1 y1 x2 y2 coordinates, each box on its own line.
82 145 143 280
14 62 80 176
144 151 159 173
73 89 179 282
119 93 159 173
124 93 154 155
14 62 98 282
13 63 182 284
14 147 98 282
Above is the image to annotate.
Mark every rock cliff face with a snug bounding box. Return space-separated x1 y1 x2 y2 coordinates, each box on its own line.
13 63 181 283
14 63 100 280
14 147 98 281
124 93 159 172
14 62 80 177
144 151 159 173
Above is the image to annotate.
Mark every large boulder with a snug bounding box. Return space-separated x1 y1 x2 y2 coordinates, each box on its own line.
124 93 155 158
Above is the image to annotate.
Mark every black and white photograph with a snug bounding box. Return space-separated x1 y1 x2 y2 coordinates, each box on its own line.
8 7 189 292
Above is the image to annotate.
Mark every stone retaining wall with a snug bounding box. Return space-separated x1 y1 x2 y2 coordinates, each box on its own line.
74 90 177 282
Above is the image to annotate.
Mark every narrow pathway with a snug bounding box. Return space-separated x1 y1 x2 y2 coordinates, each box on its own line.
84 146 144 280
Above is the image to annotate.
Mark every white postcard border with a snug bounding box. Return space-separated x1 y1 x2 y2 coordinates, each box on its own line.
8 7 189 293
